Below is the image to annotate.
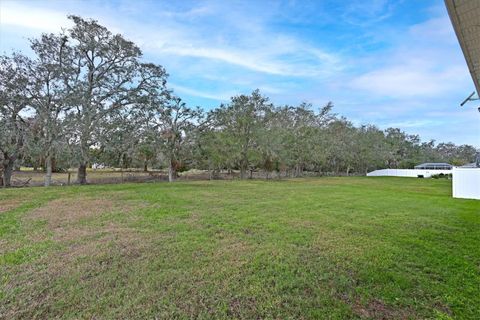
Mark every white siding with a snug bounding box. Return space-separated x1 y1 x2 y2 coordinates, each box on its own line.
452 167 480 200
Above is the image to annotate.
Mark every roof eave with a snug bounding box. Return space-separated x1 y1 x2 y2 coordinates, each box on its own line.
445 0 480 94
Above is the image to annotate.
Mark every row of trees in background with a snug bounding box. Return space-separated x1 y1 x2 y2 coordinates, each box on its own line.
1 16 477 187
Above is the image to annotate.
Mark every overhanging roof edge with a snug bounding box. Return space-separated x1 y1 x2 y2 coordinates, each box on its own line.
445 0 480 94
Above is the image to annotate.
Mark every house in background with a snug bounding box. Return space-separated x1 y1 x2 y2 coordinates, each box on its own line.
414 163 453 170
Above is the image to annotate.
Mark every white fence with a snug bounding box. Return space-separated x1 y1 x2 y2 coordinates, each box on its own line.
366 169 452 178
452 167 480 200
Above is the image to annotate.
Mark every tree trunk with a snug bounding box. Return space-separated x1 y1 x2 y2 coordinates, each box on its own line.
3 160 14 187
240 167 246 179
52 157 57 173
77 163 87 184
168 161 176 182
208 162 213 180
143 161 148 172
295 165 301 177
44 155 52 187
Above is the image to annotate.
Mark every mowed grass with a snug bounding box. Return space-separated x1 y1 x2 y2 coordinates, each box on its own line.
0 177 479 319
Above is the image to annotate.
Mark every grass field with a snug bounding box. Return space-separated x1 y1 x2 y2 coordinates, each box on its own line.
0 177 479 319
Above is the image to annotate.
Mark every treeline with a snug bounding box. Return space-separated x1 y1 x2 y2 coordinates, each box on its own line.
0 16 477 187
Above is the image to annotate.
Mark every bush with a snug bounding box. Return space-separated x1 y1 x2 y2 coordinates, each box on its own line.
431 173 452 179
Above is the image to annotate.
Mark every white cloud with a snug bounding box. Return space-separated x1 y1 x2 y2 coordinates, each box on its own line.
351 64 468 98
156 44 339 77
170 84 234 101
381 119 443 128
0 1 70 32
349 15 471 99
342 0 395 26
408 16 457 44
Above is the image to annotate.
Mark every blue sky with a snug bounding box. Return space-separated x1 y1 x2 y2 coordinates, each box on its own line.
1 0 479 146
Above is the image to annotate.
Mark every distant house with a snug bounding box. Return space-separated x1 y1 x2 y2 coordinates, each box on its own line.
460 163 478 168
414 163 452 170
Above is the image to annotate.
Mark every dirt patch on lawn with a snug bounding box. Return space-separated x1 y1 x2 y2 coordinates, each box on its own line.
0 199 21 213
48 224 149 276
21 195 149 270
28 197 126 225
25 197 140 242
350 298 415 320
227 296 258 318
2 197 154 319
0 224 152 319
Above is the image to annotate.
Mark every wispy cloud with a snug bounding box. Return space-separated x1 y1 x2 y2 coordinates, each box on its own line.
381 119 443 128
341 0 397 26
156 44 340 77
0 1 70 32
170 84 233 101
350 63 468 98
349 15 471 99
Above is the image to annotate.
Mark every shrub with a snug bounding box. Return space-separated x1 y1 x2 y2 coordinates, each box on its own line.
431 173 451 179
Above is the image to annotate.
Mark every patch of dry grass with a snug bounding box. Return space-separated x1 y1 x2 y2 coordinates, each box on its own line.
25 197 135 240
2 196 153 319
0 199 21 214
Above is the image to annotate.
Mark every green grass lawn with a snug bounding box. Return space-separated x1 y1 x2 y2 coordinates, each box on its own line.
1 177 479 319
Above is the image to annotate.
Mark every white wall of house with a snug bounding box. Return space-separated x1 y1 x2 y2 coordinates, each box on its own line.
367 169 452 178
452 167 480 200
